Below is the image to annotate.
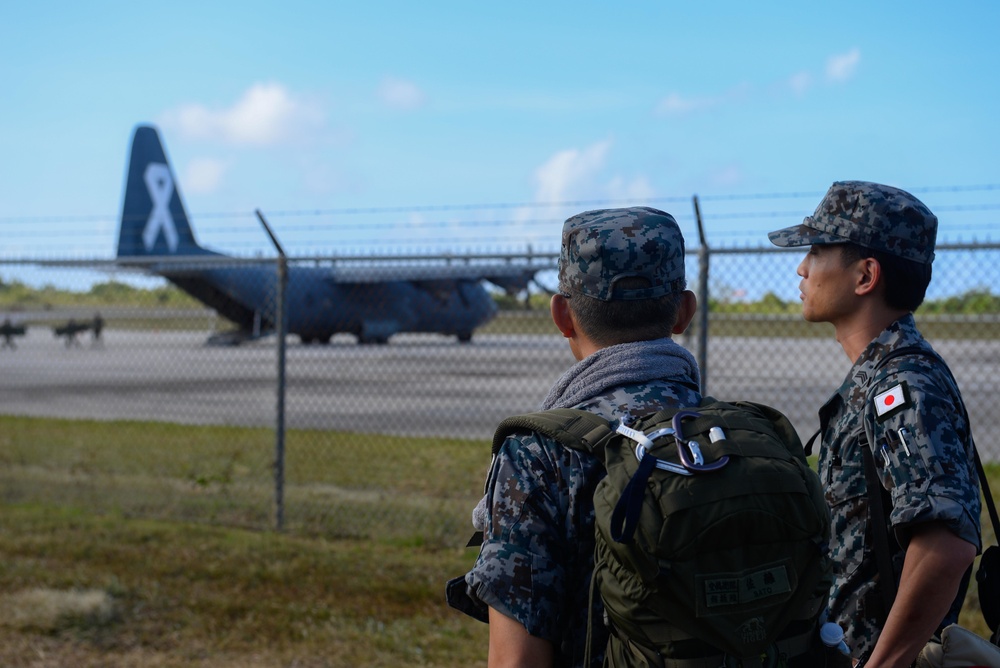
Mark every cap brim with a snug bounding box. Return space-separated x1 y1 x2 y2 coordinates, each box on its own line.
767 220 848 248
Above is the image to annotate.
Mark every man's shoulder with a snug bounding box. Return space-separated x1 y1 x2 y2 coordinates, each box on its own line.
496 421 602 475
573 380 702 421
498 383 701 462
871 344 957 394
863 344 967 431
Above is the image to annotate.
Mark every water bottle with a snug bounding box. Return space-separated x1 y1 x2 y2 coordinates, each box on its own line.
820 621 851 656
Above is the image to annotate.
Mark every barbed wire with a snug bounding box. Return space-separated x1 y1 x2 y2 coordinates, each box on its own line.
2 209 998 242
2 183 999 227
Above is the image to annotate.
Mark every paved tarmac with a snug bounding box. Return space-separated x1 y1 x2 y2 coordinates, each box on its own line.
1 327 997 455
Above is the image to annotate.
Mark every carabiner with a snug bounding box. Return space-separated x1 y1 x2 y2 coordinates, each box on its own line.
672 410 730 473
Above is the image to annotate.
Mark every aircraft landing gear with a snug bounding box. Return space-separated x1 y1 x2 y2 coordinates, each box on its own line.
356 321 395 345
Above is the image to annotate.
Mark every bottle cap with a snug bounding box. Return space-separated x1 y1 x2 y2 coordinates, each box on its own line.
820 622 844 646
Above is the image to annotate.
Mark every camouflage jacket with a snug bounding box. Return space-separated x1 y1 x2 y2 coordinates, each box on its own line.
817 314 981 659
453 375 701 667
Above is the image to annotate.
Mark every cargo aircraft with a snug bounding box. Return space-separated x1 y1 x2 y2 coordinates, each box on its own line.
118 125 544 345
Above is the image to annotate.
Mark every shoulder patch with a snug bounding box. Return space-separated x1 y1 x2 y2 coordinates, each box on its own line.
873 381 910 420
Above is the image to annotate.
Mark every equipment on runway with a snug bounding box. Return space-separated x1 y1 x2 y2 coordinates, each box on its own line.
1 318 26 349
117 125 545 345
53 319 90 346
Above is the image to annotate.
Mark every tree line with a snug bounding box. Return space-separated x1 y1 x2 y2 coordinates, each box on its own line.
3 279 998 315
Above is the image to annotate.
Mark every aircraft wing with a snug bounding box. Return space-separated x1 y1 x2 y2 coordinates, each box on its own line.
120 255 556 293
17 256 556 291
324 260 556 293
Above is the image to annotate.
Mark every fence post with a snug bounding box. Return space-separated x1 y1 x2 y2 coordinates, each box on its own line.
256 210 288 532
693 196 710 395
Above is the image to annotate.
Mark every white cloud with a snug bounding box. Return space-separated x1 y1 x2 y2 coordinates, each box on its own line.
378 77 426 111
533 140 612 204
607 175 656 202
657 51 860 118
182 157 228 195
826 47 861 83
161 82 325 146
656 92 720 116
787 71 812 95
656 83 752 117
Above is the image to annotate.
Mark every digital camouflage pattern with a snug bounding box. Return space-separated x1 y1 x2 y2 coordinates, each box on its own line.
816 314 981 659
458 379 701 668
768 181 938 264
559 207 687 301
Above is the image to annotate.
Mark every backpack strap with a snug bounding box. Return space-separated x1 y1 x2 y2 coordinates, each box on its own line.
465 409 615 549
804 429 821 457
491 408 618 667
860 441 899 618
491 408 615 457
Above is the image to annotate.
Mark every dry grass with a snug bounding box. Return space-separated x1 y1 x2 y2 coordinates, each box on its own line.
0 504 488 667
1 588 118 632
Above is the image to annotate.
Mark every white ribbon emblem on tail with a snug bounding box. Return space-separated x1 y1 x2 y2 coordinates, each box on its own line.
142 163 179 253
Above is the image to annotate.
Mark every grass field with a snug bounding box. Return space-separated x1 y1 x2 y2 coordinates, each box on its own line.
2 416 998 666
0 504 488 667
9 306 999 342
0 415 492 546
481 309 1000 340
0 415 495 665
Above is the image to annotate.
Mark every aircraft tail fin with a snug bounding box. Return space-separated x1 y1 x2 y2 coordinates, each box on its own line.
117 125 209 258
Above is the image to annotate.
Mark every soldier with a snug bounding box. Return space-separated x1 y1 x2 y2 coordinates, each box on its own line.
447 207 701 666
1 317 17 350
92 312 104 346
769 181 981 667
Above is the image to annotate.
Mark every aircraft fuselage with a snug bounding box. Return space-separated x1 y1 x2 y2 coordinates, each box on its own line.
165 263 497 344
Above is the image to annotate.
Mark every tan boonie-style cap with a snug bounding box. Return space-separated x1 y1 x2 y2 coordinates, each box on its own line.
558 206 686 301
768 180 937 264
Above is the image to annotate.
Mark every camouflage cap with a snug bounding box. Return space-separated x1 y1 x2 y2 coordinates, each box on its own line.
768 181 937 264
558 206 686 301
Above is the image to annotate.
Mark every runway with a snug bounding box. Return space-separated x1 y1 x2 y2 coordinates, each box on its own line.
1 327 997 455
0 328 574 439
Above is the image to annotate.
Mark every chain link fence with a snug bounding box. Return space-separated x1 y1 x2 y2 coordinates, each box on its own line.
1 242 998 546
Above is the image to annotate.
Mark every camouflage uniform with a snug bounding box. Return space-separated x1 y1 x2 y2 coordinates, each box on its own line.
465 380 700 667
770 181 982 660
447 207 700 667
817 314 980 657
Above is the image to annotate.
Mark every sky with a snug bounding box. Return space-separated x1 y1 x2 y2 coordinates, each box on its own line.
1 1 999 291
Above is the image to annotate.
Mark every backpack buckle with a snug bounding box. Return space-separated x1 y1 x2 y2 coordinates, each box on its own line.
618 423 694 477
672 411 731 473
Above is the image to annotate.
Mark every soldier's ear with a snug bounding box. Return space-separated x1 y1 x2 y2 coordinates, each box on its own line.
672 291 697 335
855 257 881 297
550 293 576 338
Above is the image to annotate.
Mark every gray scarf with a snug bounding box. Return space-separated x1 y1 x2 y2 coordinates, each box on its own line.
472 337 699 531
540 337 700 409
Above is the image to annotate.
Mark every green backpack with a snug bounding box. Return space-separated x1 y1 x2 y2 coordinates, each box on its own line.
492 397 832 662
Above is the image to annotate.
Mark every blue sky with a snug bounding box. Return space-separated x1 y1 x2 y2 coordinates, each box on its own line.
1 1 998 276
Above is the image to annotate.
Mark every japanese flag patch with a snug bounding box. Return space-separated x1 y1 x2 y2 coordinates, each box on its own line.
873 381 910 420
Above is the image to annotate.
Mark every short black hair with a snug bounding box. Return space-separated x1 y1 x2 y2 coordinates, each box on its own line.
839 243 932 312
567 277 685 346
